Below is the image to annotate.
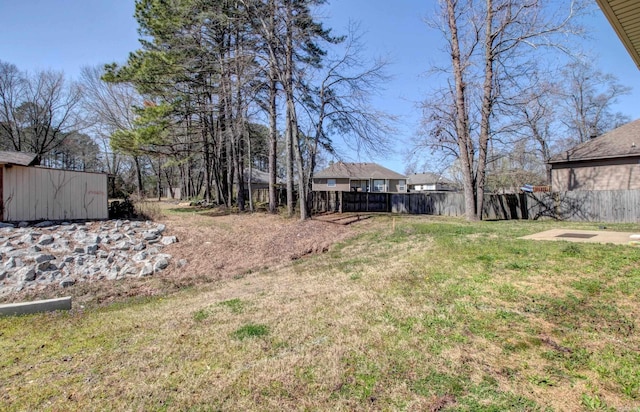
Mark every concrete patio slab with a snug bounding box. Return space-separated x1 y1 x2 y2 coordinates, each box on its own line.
521 229 640 246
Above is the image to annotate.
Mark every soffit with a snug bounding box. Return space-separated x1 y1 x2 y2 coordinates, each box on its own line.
597 0 640 69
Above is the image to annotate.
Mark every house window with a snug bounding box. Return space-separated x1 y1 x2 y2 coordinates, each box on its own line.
398 180 406 192
327 179 336 187
373 179 385 192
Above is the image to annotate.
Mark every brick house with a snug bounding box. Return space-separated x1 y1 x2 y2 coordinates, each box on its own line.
548 119 640 191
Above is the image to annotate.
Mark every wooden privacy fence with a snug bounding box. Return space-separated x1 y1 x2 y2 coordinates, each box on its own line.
311 190 640 223
245 188 288 205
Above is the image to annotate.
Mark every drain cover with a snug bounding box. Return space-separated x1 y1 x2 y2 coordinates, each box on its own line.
556 233 597 239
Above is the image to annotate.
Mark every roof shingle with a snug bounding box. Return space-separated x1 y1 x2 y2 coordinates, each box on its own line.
549 119 640 164
407 172 453 185
0 151 39 166
314 162 406 180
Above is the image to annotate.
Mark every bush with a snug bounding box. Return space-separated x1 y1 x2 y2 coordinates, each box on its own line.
108 198 135 219
108 195 163 221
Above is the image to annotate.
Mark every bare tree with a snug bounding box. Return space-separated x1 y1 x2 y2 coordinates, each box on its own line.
420 0 583 220
80 65 145 196
558 60 631 144
0 61 26 151
298 27 396 215
0 61 82 157
505 59 631 186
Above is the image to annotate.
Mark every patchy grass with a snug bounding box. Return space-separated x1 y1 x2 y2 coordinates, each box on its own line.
1 215 639 411
232 323 270 340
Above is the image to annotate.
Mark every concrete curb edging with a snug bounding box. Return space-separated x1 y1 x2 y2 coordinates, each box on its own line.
0 297 72 316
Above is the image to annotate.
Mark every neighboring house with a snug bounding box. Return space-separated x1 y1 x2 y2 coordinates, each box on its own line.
0 150 108 221
243 168 281 190
232 168 283 191
548 119 640 191
164 169 281 200
407 172 457 192
312 162 407 193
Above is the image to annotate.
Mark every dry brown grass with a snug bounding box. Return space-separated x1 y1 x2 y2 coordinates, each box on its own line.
6 205 355 308
1 213 639 410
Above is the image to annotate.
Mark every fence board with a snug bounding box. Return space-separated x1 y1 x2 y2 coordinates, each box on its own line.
310 189 640 223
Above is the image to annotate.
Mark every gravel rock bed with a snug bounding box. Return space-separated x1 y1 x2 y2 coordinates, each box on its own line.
0 220 181 298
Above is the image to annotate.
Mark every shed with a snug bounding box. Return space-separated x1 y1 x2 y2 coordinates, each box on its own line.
0 151 108 221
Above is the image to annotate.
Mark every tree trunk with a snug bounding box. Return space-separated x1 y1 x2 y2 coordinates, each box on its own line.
267 0 278 214
474 0 497 221
134 155 144 198
446 0 477 221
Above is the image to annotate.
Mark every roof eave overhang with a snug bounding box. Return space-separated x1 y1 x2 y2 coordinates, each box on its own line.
596 0 640 70
548 153 640 165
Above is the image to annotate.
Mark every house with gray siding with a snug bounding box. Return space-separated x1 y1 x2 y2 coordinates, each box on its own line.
312 162 407 193
407 172 458 192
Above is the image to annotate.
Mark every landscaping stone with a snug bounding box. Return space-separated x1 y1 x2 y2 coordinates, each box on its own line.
0 220 178 296
59 277 75 288
38 234 55 246
132 251 148 262
113 241 130 251
139 263 154 277
33 254 56 264
154 258 169 271
143 231 158 241
34 221 55 228
161 236 178 245
17 267 36 282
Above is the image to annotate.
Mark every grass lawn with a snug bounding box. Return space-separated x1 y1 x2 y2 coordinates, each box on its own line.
1 215 639 411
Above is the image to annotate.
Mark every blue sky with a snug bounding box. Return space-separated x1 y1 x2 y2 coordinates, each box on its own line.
1 0 638 174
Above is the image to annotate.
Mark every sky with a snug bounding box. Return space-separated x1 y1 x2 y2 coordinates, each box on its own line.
1 0 639 174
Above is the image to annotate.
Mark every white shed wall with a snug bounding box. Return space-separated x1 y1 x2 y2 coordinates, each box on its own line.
3 166 108 221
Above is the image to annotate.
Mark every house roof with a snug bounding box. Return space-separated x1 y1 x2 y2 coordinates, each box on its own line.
244 168 283 184
314 162 406 180
596 0 640 69
549 119 640 164
0 151 39 166
234 168 284 185
407 172 453 185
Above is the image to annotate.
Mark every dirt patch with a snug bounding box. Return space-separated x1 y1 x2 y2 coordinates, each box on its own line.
6 210 357 307
164 212 354 273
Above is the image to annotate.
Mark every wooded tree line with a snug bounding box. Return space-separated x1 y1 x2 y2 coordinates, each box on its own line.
1 0 392 219
102 0 393 220
1 0 633 222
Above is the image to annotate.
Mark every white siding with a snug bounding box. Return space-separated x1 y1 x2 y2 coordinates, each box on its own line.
3 166 108 221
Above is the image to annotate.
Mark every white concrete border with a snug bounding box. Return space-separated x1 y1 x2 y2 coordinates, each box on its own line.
0 297 72 316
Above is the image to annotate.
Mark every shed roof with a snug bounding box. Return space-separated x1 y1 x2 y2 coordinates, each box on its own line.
314 162 406 180
596 0 640 69
0 151 39 166
549 119 640 164
407 172 453 185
